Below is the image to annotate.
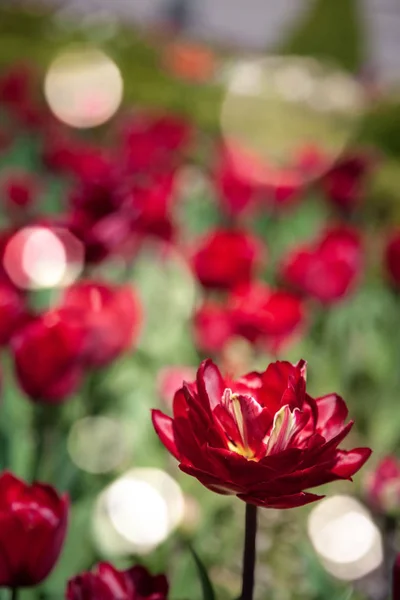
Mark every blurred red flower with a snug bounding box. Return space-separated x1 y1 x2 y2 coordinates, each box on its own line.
193 283 305 355
152 359 371 508
1 172 40 226
192 229 264 291
282 226 363 304
43 130 114 184
365 456 400 514
385 230 400 287
0 282 30 345
394 554 400 600
66 563 168 600
228 282 306 351
11 309 87 402
214 145 261 216
193 301 234 354
0 63 33 106
130 173 176 242
120 111 192 174
0 471 68 587
62 281 142 367
321 152 372 212
157 365 197 409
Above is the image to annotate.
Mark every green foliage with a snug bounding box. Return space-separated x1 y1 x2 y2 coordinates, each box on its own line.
188 545 216 600
280 0 364 72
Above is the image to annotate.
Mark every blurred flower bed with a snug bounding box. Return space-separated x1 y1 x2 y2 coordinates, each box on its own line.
0 4 400 600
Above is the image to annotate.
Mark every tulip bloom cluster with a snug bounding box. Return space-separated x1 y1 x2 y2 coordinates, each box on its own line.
9 280 142 403
0 60 384 599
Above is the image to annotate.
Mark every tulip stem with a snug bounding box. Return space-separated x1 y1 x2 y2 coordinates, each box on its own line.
10 589 18 600
240 503 258 600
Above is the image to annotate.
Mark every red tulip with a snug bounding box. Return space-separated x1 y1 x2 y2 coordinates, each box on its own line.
365 456 400 514
1 171 39 212
282 226 363 304
321 153 372 212
0 63 33 106
193 301 234 354
62 281 142 367
120 111 192 173
214 145 260 216
0 471 68 587
43 130 113 184
130 174 176 241
192 229 264 291
66 563 168 600
228 282 306 350
158 365 197 409
193 283 305 354
0 282 30 345
11 309 87 402
152 359 371 508
385 230 400 288
393 554 400 600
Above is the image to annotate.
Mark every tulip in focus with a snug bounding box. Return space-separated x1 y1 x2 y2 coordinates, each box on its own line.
0 472 68 588
11 308 87 402
365 456 400 515
152 359 371 508
192 228 264 291
62 280 142 367
282 226 363 304
66 562 168 600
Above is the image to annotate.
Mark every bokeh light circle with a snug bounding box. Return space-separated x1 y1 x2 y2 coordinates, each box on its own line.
220 55 366 187
68 416 133 474
308 495 383 581
3 226 83 290
92 468 184 556
44 46 123 128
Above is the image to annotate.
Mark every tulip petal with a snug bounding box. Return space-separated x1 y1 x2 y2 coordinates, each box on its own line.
179 463 244 495
197 359 225 411
332 447 372 479
238 491 324 509
151 410 180 460
265 405 307 455
316 393 348 439
261 361 306 412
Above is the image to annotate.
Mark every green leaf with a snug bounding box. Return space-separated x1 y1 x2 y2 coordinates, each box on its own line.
188 544 216 600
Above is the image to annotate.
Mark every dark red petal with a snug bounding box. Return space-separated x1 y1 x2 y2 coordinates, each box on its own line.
173 418 209 469
172 387 189 419
151 410 180 460
316 393 348 439
197 359 225 411
332 447 372 478
238 491 324 509
260 360 306 412
179 463 243 495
